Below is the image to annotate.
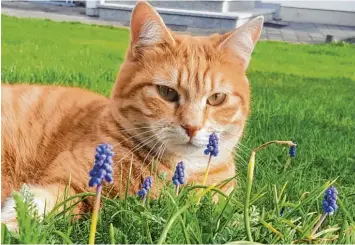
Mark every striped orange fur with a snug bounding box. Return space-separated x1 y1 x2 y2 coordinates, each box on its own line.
1 1 263 229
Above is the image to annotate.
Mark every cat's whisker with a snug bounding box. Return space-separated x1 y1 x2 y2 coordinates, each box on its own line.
143 136 163 165
157 142 167 166
131 139 167 182
118 127 164 135
113 128 162 152
118 124 165 133
114 133 159 165
151 141 166 168
135 134 166 180
152 141 173 178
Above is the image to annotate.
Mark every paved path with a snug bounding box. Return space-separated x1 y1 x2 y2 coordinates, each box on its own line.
1 2 130 28
2 2 355 44
261 22 355 43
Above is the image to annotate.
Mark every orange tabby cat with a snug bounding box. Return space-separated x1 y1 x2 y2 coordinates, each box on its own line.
1 1 263 230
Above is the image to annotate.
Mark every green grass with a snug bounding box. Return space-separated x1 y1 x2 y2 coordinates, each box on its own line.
2 15 355 244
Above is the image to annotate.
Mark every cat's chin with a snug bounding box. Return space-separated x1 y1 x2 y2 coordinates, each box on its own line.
165 141 205 155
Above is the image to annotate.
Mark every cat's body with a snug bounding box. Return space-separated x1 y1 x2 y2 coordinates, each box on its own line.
1 84 234 203
1 1 263 230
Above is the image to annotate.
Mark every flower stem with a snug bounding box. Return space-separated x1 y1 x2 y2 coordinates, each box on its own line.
243 140 296 242
253 140 296 153
175 185 180 196
197 155 212 204
244 151 256 242
311 212 328 238
89 184 102 245
202 154 212 185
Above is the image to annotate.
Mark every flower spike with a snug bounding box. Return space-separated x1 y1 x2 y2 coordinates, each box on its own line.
88 143 114 244
289 141 296 158
204 133 219 157
172 162 185 195
322 186 338 215
311 185 339 238
138 176 153 201
89 144 114 187
202 133 219 187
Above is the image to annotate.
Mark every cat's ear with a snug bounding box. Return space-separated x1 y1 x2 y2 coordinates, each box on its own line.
130 1 174 50
218 16 264 70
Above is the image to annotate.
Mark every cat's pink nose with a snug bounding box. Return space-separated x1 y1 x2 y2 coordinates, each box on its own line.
182 125 200 138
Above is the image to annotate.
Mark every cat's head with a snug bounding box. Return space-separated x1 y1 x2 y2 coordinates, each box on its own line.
111 1 263 157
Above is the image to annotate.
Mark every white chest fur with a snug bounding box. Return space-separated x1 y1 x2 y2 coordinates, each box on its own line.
176 142 234 178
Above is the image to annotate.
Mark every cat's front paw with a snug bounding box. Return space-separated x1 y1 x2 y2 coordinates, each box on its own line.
1 197 19 232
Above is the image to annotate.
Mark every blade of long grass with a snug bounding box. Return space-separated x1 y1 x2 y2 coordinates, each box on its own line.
250 192 267 205
180 212 191 244
54 230 74 244
338 219 348 243
157 185 215 244
157 203 189 244
273 185 280 215
279 182 288 198
300 213 323 239
164 191 190 243
225 241 263 244
111 210 141 219
259 218 283 238
1 224 11 244
124 154 134 209
311 227 340 239
109 223 115 245
179 185 228 200
338 198 354 224
47 192 96 218
214 185 237 234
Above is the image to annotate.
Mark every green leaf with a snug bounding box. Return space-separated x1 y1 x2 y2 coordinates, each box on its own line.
54 230 74 244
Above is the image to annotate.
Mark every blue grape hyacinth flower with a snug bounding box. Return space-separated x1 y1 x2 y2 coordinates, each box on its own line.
311 185 339 237
322 186 338 215
289 141 296 157
138 176 153 200
202 133 219 186
172 162 185 195
89 144 114 187
172 162 185 186
88 143 114 244
204 133 219 157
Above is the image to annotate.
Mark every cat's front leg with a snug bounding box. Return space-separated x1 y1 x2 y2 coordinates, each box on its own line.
1 184 80 232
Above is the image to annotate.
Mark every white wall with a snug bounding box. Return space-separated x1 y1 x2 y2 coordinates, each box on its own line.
262 1 355 12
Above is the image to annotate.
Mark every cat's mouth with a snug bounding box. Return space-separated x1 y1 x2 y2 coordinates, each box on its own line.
186 142 200 148
173 140 207 151
165 141 203 155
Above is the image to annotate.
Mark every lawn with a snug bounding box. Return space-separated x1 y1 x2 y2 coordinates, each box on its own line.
1 15 355 244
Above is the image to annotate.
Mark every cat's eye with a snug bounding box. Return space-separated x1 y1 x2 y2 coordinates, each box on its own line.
157 85 179 102
207 93 226 106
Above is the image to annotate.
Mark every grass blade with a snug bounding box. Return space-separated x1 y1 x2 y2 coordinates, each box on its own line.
259 218 283 238
109 223 115 245
54 230 74 244
157 185 215 244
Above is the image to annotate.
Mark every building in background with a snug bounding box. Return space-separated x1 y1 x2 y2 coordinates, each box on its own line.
85 0 355 30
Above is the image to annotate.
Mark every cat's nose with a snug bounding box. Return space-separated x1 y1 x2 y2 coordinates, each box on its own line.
181 125 200 138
